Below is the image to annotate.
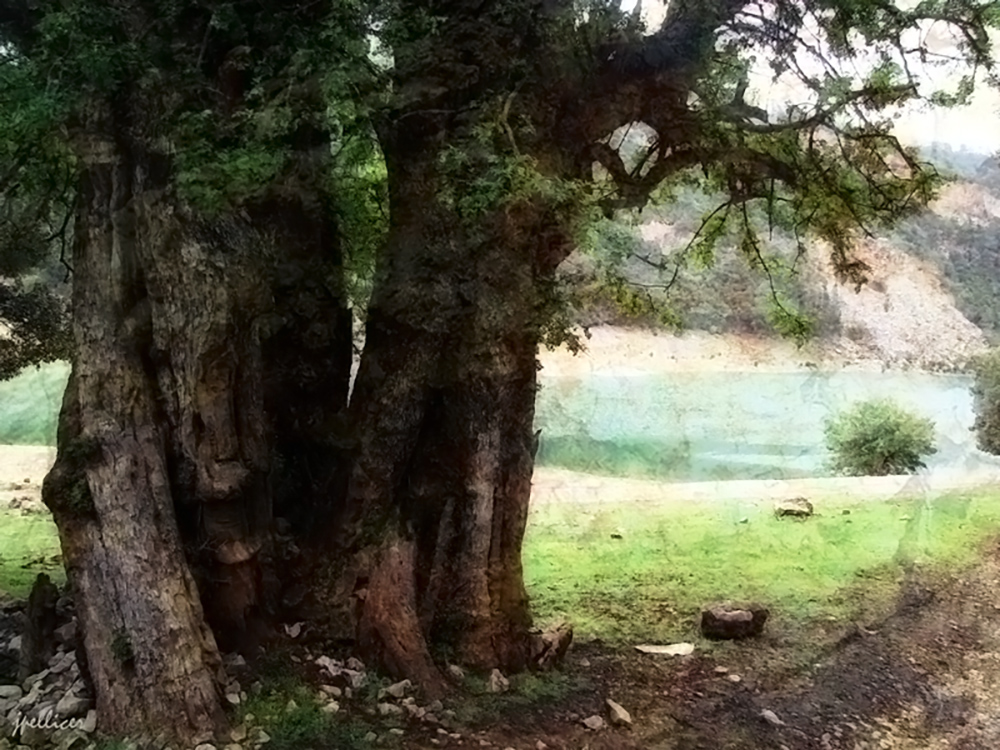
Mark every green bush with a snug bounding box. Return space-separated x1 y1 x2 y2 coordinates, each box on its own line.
972 348 1000 454
824 399 936 476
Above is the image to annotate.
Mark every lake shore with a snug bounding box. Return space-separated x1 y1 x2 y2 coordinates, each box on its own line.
537 325 964 378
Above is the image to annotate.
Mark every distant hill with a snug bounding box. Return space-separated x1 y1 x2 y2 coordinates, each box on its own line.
565 141 1000 371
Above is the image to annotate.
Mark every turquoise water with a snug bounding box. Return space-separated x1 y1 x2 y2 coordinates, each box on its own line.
2 362 987 482
534 370 983 481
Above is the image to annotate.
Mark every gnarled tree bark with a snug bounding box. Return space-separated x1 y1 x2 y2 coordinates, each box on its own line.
336 134 572 687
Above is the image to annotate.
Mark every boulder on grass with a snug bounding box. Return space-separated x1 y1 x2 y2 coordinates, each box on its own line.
774 498 814 518
700 604 768 640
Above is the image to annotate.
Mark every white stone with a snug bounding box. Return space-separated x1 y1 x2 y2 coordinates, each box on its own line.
378 703 403 717
54 694 90 718
634 643 695 656
606 699 632 726
82 710 97 733
486 669 509 693
761 709 786 727
385 679 411 698
582 715 606 731
0 686 22 701
321 701 339 714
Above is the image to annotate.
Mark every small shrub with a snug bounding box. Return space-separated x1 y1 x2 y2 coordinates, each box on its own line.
971 348 1000 454
824 399 936 476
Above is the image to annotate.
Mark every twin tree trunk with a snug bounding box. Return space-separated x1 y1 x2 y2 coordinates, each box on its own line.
341 136 572 692
42 130 351 739
42 120 568 740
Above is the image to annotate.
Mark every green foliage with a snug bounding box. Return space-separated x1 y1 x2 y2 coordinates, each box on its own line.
238 658 372 750
971 348 1000 454
451 670 587 726
824 399 936 476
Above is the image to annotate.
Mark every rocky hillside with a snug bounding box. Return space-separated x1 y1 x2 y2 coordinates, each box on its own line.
803 238 987 371
570 146 1000 372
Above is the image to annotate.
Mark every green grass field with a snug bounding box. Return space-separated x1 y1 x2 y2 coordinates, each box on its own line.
5 475 1000 648
523 489 1000 644
0 361 68 445
0 507 63 596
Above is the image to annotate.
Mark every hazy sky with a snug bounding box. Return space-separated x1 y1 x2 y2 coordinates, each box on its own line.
622 0 1000 155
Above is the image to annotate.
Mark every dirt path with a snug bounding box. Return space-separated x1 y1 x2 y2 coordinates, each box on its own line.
530 466 1000 509
456 542 1000 750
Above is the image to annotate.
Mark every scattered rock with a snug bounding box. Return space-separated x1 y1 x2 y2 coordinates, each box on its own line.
582 715 606 731
635 643 695 656
226 693 241 706
22 669 49 692
319 685 342 698
321 701 339 714
446 664 465 682
389 728 404 736
230 725 248 742
314 657 365 689
774 498 814 518
713 666 729 674
536 742 548 750
364 732 377 742
53 622 76 648
606 699 632 727
283 623 302 639
385 679 411 698
700 604 769 640
82 710 97 733
285 699 298 712
427 700 444 713
256 729 271 745
761 709 786 727
378 702 404 717
486 669 510 693
530 621 573 671
728 674 742 683
345 657 365 671
0 686 22 701
194 744 217 750
54 694 90 718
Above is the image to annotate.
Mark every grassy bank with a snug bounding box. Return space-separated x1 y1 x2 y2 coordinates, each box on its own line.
523 488 1000 644
5 477 1000 646
0 507 63 597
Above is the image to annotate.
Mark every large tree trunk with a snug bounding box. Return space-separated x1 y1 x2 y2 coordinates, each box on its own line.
42 120 353 741
338 138 572 687
42 137 229 742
